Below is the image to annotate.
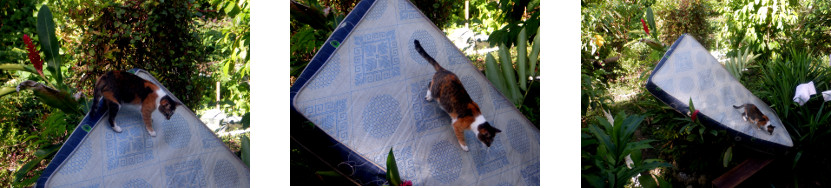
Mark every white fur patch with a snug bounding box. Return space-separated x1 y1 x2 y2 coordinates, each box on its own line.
469 115 487 135
425 89 432 101
154 89 167 107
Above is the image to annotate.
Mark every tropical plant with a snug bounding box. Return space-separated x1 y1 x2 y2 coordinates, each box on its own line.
385 147 412 186
0 5 88 186
722 48 761 81
485 0 539 49
484 27 539 106
758 50 831 185
581 111 672 188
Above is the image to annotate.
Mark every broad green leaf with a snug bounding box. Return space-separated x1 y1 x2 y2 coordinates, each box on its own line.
517 27 527 91
723 146 733 167
639 174 658 188
14 160 40 182
0 87 16 98
386 147 401 186
485 53 508 96
241 135 250 167
646 7 657 39
528 28 540 78
498 44 521 105
0 64 37 73
36 5 64 89
14 175 39 187
17 80 82 115
241 112 250 129
15 144 59 183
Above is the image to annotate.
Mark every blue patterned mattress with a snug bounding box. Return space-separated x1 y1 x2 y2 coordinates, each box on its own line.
290 0 540 185
37 69 249 187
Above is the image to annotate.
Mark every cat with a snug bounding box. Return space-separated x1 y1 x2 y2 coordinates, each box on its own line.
733 103 774 135
92 70 181 137
414 40 501 152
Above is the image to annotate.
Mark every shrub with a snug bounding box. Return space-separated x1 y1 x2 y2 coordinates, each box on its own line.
789 0 831 55
582 111 672 187
720 0 798 59
56 0 211 108
656 0 718 49
758 50 831 185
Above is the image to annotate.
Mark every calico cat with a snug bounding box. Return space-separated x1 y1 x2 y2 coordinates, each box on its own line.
415 40 502 152
92 70 181 137
733 103 774 135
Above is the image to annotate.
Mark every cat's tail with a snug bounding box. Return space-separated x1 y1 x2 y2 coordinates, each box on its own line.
414 40 443 71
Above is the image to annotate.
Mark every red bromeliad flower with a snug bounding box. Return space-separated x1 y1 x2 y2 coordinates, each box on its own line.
691 110 700 122
641 18 650 35
23 34 44 77
400 180 412 186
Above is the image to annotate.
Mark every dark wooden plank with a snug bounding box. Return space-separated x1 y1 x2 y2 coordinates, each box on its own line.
712 157 775 188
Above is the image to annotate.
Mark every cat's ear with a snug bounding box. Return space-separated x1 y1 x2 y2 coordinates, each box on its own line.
492 126 502 133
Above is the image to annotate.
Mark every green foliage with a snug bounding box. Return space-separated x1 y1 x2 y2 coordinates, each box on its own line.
386 147 402 186
206 0 250 116
581 0 653 85
0 93 49 186
582 111 671 188
484 28 539 107
722 48 761 81
0 6 88 186
486 0 539 49
289 0 346 79
720 0 798 59
581 71 613 116
655 0 718 49
409 0 457 29
0 0 40 73
56 0 211 109
758 50 831 184
789 0 831 55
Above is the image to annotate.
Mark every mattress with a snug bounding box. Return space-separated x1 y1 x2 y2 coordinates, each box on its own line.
646 34 793 154
289 0 540 185
37 69 250 187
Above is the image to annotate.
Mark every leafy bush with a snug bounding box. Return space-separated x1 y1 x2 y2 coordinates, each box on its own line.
581 0 653 85
758 50 831 185
55 0 212 109
0 0 39 68
655 0 718 49
484 0 539 49
789 0 831 55
720 0 798 59
582 111 671 188
289 0 345 79
722 48 760 81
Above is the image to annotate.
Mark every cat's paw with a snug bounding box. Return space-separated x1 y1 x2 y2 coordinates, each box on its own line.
112 125 123 133
461 144 469 152
148 130 157 137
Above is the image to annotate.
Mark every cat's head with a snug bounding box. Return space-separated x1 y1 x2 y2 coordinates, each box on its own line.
159 95 182 120
762 116 774 135
476 122 502 147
